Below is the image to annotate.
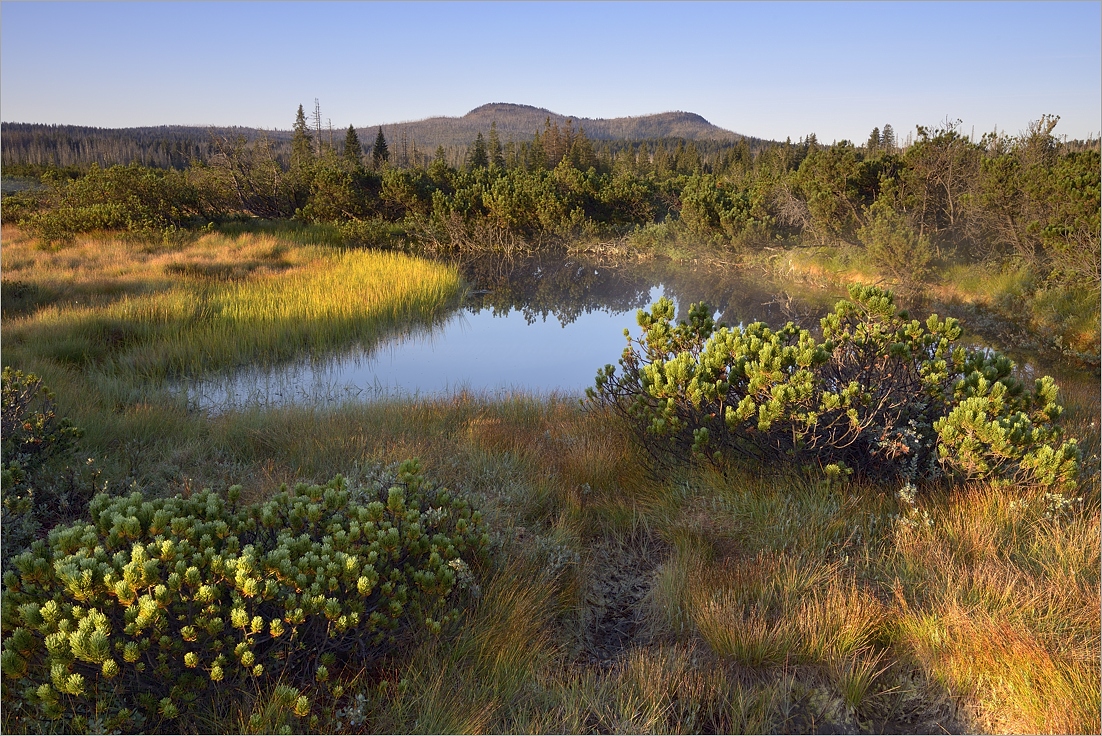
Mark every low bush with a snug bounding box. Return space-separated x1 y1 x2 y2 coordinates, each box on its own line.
336 217 405 249
0 460 489 733
857 197 934 285
1 369 94 569
10 164 219 245
588 284 1080 491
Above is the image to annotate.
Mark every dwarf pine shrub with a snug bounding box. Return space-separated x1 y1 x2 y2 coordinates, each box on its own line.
13 164 211 245
1 369 94 569
0 459 488 733
588 284 1080 491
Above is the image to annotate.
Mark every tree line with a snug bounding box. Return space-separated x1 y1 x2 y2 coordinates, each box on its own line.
1 104 767 175
0 123 274 172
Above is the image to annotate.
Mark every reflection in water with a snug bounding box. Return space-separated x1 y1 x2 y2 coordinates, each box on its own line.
176 251 1095 414
180 252 835 412
451 252 835 330
455 254 656 326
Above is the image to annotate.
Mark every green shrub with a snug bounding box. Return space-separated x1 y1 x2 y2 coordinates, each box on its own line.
12 164 214 245
678 173 774 247
0 190 48 224
588 284 1080 491
337 217 405 249
0 460 489 733
857 197 934 284
1 369 81 473
1 369 92 569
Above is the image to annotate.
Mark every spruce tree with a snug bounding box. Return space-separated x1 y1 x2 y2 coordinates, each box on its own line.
527 130 546 171
469 132 489 170
343 125 362 167
372 127 389 169
866 127 881 153
429 145 451 183
881 124 896 153
292 104 313 171
652 143 671 176
488 122 505 169
567 128 597 170
636 142 651 174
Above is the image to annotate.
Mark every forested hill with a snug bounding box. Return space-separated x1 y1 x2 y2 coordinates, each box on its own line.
1 104 756 171
0 123 286 171
374 103 746 147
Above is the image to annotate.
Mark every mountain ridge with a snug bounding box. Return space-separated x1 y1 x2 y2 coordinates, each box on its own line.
365 103 744 148
1 104 756 170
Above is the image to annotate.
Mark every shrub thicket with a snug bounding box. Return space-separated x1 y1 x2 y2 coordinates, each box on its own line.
0 460 488 733
8 164 221 245
589 284 1080 491
857 197 934 285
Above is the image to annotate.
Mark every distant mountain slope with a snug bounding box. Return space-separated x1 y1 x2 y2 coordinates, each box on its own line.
367 103 744 149
1 104 751 170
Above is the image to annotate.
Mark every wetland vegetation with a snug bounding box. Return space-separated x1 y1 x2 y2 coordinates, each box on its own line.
0 107 1098 734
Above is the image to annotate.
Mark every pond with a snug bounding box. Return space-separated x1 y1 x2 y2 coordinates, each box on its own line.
175 251 1098 416
176 253 839 412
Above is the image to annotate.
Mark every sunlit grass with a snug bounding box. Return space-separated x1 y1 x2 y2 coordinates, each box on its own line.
763 243 882 290
4 381 1097 733
884 480 1100 734
3 229 462 381
896 604 1099 734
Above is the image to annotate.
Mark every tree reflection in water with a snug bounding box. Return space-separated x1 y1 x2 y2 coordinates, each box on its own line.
177 252 844 412
450 251 833 331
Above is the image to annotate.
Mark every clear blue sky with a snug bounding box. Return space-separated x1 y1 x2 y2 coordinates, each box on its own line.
2 1 1099 142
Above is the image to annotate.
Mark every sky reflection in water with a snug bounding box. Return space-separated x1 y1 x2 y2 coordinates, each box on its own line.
181 283 671 412
176 252 1093 414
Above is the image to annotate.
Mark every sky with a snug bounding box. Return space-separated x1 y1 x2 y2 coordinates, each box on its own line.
2 1 1100 143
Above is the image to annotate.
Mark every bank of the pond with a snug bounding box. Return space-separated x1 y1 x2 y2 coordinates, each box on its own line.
2 225 1099 735
757 244 1102 368
174 250 836 410
0 227 463 486
164 242 1099 416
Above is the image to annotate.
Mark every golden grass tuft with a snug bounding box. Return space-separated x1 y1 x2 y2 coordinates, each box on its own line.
885 477 1101 734
4 228 462 377
897 604 1100 734
685 551 887 673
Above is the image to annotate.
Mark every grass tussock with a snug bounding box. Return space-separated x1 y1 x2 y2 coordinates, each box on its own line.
883 481 1100 734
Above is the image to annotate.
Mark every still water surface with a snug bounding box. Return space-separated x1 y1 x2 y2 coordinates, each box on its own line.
178 255 828 412
177 252 1095 414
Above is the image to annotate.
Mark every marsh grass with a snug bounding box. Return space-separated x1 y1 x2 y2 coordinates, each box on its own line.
329 564 553 734
1 226 464 490
2 225 1098 734
181 396 1096 734
3 227 462 381
880 476 1100 734
942 261 1101 354
830 648 891 710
